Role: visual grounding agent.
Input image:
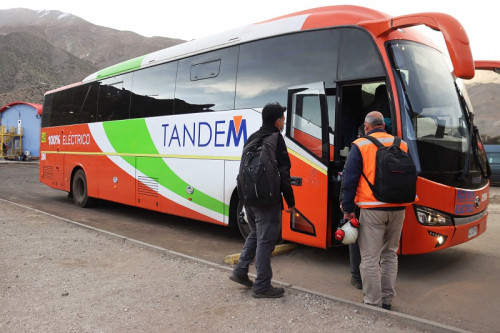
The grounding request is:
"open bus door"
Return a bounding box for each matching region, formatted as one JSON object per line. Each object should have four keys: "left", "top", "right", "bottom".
{"left": 282, "top": 82, "right": 332, "bottom": 248}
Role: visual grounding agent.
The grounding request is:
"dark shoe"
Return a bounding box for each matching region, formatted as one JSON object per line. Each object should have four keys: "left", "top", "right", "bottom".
{"left": 350, "top": 277, "right": 362, "bottom": 290}
{"left": 230, "top": 274, "right": 253, "bottom": 288}
{"left": 252, "top": 286, "right": 285, "bottom": 298}
{"left": 382, "top": 303, "right": 391, "bottom": 310}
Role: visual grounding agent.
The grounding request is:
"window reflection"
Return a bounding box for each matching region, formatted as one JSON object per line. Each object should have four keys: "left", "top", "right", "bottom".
{"left": 130, "top": 62, "right": 177, "bottom": 118}
{"left": 236, "top": 30, "right": 339, "bottom": 108}
{"left": 97, "top": 73, "right": 133, "bottom": 121}
{"left": 175, "top": 47, "right": 238, "bottom": 113}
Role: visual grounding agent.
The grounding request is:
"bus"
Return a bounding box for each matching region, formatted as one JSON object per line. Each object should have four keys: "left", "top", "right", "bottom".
{"left": 40, "top": 5, "right": 493, "bottom": 254}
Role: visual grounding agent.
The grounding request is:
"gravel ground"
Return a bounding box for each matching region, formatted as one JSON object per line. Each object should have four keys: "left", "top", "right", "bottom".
{"left": 0, "top": 199, "right": 452, "bottom": 333}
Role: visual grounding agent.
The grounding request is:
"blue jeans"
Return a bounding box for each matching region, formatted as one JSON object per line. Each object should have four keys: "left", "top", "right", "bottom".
{"left": 233, "top": 203, "right": 281, "bottom": 293}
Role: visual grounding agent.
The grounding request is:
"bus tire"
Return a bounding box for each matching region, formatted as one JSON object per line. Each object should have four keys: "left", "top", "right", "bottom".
{"left": 236, "top": 200, "right": 251, "bottom": 239}
{"left": 72, "top": 169, "right": 96, "bottom": 208}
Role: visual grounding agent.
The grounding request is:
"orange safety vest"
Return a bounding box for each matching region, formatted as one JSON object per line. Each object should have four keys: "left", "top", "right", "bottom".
{"left": 353, "top": 131, "right": 415, "bottom": 209}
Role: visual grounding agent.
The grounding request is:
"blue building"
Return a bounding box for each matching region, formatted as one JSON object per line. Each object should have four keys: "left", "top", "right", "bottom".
{"left": 0, "top": 101, "right": 42, "bottom": 158}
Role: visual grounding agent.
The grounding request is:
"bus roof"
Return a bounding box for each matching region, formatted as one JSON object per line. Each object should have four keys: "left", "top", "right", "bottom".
{"left": 80, "top": 4, "right": 473, "bottom": 83}
{"left": 83, "top": 5, "right": 390, "bottom": 82}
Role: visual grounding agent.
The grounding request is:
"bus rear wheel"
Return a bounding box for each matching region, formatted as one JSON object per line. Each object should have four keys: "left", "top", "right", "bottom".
{"left": 72, "top": 169, "right": 95, "bottom": 208}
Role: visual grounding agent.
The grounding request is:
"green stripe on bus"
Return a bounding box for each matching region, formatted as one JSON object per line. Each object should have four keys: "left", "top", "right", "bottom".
{"left": 102, "top": 119, "right": 228, "bottom": 216}
{"left": 96, "top": 56, "right": 145, "bottom": 79}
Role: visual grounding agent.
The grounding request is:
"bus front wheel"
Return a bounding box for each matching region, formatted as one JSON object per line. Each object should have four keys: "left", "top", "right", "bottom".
{"left": 72, "top": 169, "right": 95, "bottom": 208}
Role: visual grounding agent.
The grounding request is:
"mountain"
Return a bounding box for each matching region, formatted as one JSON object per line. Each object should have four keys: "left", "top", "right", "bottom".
{"left": 464, "top": 71, "right": 500, "bottom": 143}
{"left": 0, "top": 8, "right": 185, "bottom": 68}
{"left": 0, "top": 8, "right": 185, "bottom": 106}
{"left": 0, "top": 31, "right": 97, "bottom": 106}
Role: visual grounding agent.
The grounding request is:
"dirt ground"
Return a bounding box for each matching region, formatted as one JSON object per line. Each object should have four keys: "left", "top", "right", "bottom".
{"left": 0, "top": 198, "right": 440, "bottom": 333}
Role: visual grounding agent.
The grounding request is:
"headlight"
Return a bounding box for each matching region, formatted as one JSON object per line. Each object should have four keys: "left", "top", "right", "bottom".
{"left": 414, "top": 206, "right": 453, "bottom": 226}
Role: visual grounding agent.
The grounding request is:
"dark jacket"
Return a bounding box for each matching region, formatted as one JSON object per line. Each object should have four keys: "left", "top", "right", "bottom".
{"left": 244, "top": 123, "right": 295, "bottom": 208}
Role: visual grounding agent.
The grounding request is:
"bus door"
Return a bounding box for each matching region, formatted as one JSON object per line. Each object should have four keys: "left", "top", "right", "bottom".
{"left": 282, "top": 82, "right": 332, "bottom": 248}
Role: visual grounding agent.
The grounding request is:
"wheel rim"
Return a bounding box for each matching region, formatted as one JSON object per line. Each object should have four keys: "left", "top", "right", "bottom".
{"left": 237, "top": 202, "right": 250, "bottom": 239}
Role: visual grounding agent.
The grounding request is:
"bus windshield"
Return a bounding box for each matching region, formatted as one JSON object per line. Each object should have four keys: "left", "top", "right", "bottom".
{"left": 389, "top": 41, "right": 487, "bottom": 189}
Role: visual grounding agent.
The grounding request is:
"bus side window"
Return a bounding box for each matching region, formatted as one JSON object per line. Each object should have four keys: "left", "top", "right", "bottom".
{"left": 290, "top": 90, "right": 323, "bottom": 159}
{"left": 73, "top": 83, "right": 99, "bottom": 124}
{"left": 174, "top": 46, "right": 238, "bottom": 114}
{"left": 129, "top": 61, "right": 176, "bottom": 119}
{"left": 97, "top": 73, "right": 133, "bottom": 122}
{"left": 327, "top": 94, "right": 336, "bottom": 161}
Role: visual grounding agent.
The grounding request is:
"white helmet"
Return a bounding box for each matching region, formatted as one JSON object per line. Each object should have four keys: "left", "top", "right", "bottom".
{"left": 334, "top": 218, "right": 360, "bottom": 245}
{"left": 340, "top": 222, "right": 359, "bottom": 245}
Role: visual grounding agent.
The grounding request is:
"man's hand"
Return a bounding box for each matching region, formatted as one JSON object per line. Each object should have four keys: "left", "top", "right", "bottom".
{"left": 343, "top": 212, "right": 355, "bottom": 220}
{"left": 285, "top": 206, "right": 295, "bottom": 213}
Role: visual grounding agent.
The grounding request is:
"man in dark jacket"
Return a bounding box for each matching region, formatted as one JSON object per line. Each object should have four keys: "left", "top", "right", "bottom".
{"left": 230, "top": 102, "right": 295, "bottom": 298}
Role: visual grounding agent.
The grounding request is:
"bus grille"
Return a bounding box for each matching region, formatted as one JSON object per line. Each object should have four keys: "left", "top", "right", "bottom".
{"left": 42, "top": 166, "right": 53, "bottom": 179}
{"left": 137, "top": 176, "right": 159, "bottom": 197}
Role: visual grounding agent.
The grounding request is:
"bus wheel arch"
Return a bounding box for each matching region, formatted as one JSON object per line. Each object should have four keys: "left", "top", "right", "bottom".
{"left": 71, "top": 167, "right": 96, "bottom": 208}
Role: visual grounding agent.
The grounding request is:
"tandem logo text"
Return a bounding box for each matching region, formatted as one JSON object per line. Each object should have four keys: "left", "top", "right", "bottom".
{"left": 161, "top": 115, "right": 247, "bottom": 148}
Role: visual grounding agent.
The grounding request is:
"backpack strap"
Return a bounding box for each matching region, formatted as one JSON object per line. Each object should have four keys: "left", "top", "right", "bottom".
{"left": 393, "top": 136, "right": 401, "bottom": 148}
{"left": 362, "top": 135, "right": 384, "bottom": 148}
{"left": 361, "top": 171, "right": 376, "bottom": 191}
{"left": 363, "top": 134, "right": 401, "bottom": 148}
{"left": 360, "top": 135, "right": 402, "bottom": 190}
{"left": 261, "top": 132, "right": 280, "bottom": 149}
{"left": 360, "top": 135, "right": 383, "bottom": 190}
{"left": 253, "top": 133, "right": 273, "bottom": 148}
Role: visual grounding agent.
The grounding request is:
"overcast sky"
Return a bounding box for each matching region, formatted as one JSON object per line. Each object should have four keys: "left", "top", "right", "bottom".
{"left": 0, "top": 0, "right": 498, "bottom": 61}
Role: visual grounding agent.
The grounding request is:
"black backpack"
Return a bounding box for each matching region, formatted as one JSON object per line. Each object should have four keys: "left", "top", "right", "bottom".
{"left": 361, "top": 135, "right": 417, "bottom": 204}
{"left": 237, "top": 133, "right": 281, "bottom": 206}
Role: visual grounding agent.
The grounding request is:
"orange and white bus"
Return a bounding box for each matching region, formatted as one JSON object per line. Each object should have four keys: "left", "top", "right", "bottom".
{"left": 40, "top": 5, "right": 494, "bottom": 254}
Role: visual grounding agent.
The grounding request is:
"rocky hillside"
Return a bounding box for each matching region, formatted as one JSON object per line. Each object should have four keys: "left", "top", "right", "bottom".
{"left": 0, "top": 8, "right": 185, "bottom": 68}
{"left": 0, "top": 8, "right": 185, "bottom": 106}
{"left": 0, "top": 31, "right": 97, "bottom": 105}
{"left": 464, "top": 71, "right": 500, "bottom": 143}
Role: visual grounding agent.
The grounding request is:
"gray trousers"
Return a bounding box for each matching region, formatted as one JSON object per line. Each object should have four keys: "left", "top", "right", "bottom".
{"left": 358, "top": 208, "right": 405, "bottom": 306}
{"left": 233, "top": 203, "right": 281, "bottom": 293}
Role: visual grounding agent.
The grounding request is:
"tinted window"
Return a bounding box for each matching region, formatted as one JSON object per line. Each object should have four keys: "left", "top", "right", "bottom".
{"left": 130, "top": 61, "right": 177, "bottom": 118}
{"left": 175, "top": 47, "right": 238, "bottom": 114}
{"left": 487, "top": 152, "right": 500, "bottom": 164}
{"left": 72, "top": 82, "right": 99, "bottom": 124}
{"left": 338, "top": 28, "right": 385, "bottom": 80}
{"left": 41, "top": 93, "right": 54, "bottom": 127}
{"left": 236, "top": 29, "right": 339, "bottom": 108}
{"left": 97, "top": 73, "right": 133, "bottom": 122}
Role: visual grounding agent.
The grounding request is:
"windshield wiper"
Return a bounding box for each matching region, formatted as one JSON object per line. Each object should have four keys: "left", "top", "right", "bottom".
{"left": 455, "top": 83, "right": 487, "bottom": 181}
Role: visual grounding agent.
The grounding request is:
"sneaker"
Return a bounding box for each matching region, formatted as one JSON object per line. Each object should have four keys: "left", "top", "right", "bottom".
{"left": 382, "top": 303, "right": 391, "bottom": 310}
{"left": 350, "top": 277, "right": 362, "bottom": 290}
{"left": 229, "top": 273, "right": 253, "bottom": 288}
{"left": 252, "top": 286, "right": 285, "bottom": 298}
